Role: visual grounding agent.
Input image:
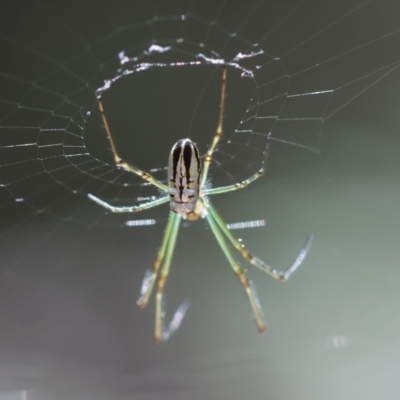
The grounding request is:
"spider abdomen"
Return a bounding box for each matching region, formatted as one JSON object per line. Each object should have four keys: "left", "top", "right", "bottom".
{"left": 168, "top": 138, "right": 201, "bottom": 215}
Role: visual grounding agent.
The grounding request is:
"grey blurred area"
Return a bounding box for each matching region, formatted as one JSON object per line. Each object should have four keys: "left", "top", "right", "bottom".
{"left": 0, "top": 392, "right": 26, "bottom": 400}
{"left": 1, "top": 0, "right": 400, "bottom": 399}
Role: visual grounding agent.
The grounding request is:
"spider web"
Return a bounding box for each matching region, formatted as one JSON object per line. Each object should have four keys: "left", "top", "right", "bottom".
{"left": 1, "top": 0, "right": 399, "bottom": 233}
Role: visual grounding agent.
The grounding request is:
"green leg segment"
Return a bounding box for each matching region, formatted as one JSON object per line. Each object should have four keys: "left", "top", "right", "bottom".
{"left": 208, "top": 204, "right": 312, "bottom": 281}
{"left": 137, "top": 209, "right": 177, "bottom": 308}
{"left": 205, "top": 210, "right": 266, "bottom": 333}
{"left": 155, "top": 211, "right": 182, "bottom": 343}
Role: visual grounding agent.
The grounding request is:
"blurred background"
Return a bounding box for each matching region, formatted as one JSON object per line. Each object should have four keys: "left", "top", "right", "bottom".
{"left": 0, "top": 0, "right": 400, "bottom": 399}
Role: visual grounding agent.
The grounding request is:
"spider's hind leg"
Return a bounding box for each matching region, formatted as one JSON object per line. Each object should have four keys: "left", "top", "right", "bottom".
{"left": 205, "top": 210, "right": 266, "bottom": 333}
{"left": 137, "top": 211, "right": 188, "bottom": 344}
{"left": 137, "top": 210, "right": 177, "bottom": 309}
{"left": 154, "top": 212, "right": 182, "bottom": 343}
{"left": 208, "top": 204, "right": 313, "bottom": 281}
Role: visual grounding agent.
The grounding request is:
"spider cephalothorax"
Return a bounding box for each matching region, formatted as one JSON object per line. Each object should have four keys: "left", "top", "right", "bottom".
{"left": 168, "top": 138, "right": 201, "bottom": 216}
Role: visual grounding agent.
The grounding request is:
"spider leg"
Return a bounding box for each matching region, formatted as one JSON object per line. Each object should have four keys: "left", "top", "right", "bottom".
{"left": 87, "top": 193, "right": 169, "bottom": 213}
{"left": 137, "top": 210, "right": 177, "bottom": 308}
{"left": 200, "top": 65, "right": 227, "bottom": 188}
{"left": 208, "top": 204, "right": 313, "bottom": 281}
{"left": 204, "top": 168, "right": 264, "bottom": 196}
{"left": 97, "top": 97, "right": 168, "bottom": 191}
{"left": 204, "top": 134, "right": 270, "bottom": 196}
{"left": 161, "top": 299, "right": 190, "bottom": 342}
{"left": 205, "top": 210, "right": 266, "bottom": 333}
{"left": 155, "top": 211, "right": 182, "bottom": 343}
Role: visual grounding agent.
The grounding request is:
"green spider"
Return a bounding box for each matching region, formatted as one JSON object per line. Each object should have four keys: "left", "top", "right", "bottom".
{"left": 88, "top": 66, "right": 312, "bottom": 343}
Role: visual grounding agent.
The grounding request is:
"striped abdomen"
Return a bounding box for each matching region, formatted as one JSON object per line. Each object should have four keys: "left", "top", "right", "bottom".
{"left": 167, "top": 138, "right": 201, "bottom": 215}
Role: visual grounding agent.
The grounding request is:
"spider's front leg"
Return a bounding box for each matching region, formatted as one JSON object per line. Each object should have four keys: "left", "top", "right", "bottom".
{"left": 97, "top": 96, "right": 168, "bottom": 192}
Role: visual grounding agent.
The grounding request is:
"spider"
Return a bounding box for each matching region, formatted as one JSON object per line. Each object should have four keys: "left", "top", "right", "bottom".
{"left": 88, "top": 66, "right": 313, "bottom": 343}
